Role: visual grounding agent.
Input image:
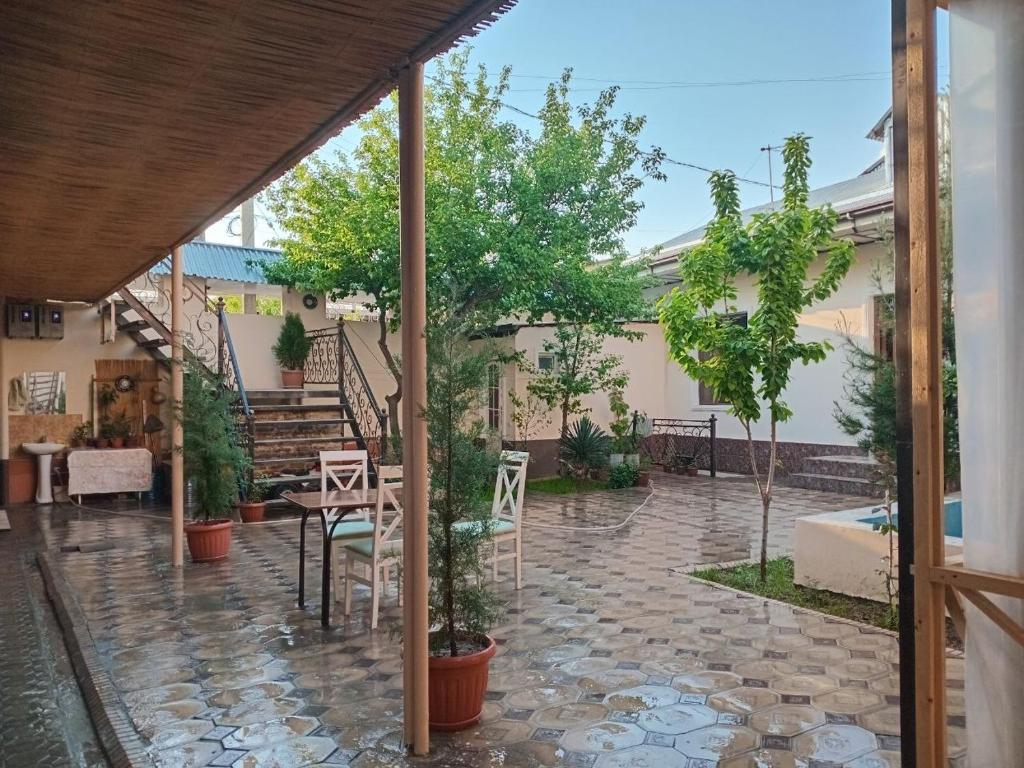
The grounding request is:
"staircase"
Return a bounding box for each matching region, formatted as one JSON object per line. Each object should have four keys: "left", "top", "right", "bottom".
{"left": 101, "top": 278, "right": 387, "bottom": 506}
{"left": 786, "top": 453, "right": 883, "bottom": 497}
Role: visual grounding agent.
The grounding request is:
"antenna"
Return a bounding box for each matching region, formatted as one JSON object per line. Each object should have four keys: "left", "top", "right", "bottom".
{"left": 760, "top": 145, "right": 782, "bottom": 204}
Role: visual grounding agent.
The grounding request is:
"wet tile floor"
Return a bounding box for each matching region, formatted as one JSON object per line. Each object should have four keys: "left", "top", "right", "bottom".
{"left": 23, "top": 473, "right": 966, "bottom": 767}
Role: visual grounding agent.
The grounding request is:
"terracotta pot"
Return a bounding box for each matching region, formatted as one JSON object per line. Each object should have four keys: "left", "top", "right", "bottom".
{"left": 184, "top": 519, "right": 233, "bottom": 562}
{"left": 428, "top": 635, "right": 496, "bottom": 731}
{"left": 686, "top": 466, "right": 699, "bottom": 477}
{"left": 237, "top": 501, "right": 266, "bottom": 524}
{"left": 126, "top": 435, "right": 143, "bottom": 448}
{"left": 635, "top": 471, "right": 651, "bottom": 487}
{"left": 110, "top": 437, "right": 126, "bottom": 449}
{"left": 280, "top": 368, "right": 304, "bottom": 389}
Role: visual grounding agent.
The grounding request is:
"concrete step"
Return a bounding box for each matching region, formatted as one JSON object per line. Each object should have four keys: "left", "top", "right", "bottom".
{"left": 253, "top": 418, "right": 353, "bottom": 431}
{"left": 786, "top": 472, "right": 879, "bottom": 497}
{"left": 247, "top": 388, "right": 342, "bottom": 400}
{"left": 801, "top": 454, "right": 881, "bottom": 480}
{"left": 248, "top": 404, "right": 343, "bottom": 420}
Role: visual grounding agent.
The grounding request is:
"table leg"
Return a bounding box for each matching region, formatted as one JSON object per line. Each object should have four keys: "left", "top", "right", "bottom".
{"left": 298, "top": 510, "right": 309, "bottom": 608}
{"left": 321, "top": 512, "right": 331, "bottom": 627}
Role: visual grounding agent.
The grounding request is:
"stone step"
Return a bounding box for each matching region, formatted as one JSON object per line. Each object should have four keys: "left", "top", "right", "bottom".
{"left": 247, "top": 388, "right": 342, "bottom": 400}
{"left": 253, "top": 418, "right": 353, "bottom": 431}
{"left": 248, "top": 404, "right": 343, "bottom": 421}
{"left": 801, "top": 454, "right": 882, "bottom": 480}
{"left": 786, "top": 472, "right": 879, "bottom": 497}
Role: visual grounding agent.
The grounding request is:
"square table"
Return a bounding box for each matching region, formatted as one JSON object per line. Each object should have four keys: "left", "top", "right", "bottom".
{"left": 282, "top": 488, "right": 387, "bottom": 626}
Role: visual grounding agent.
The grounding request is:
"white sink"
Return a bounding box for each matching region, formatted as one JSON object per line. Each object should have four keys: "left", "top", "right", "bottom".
{"left": 22, "top": 442, "right": 65, "bottom": 456}
{"left": 21, "top": 442, "right": 65, "bottom": 503}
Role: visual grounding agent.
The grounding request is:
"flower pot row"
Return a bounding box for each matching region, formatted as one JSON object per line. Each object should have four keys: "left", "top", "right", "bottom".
{"left": 70, "top": 436, "right": 145, "bottom": 449}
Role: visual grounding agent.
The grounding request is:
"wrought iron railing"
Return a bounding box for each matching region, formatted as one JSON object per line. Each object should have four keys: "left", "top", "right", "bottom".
{"left": 305, "top": 324, "right": 389, "bottom": 470}
{"left": 215, "top": 301, "right": 254, "bottom": 473}
{"left": 640, "top": 416, "right": 717, "bottom": 477}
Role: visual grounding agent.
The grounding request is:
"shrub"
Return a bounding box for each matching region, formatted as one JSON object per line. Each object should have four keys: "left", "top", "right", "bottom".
{"left": 272, "top": 312, "right": 311, "bottom": 370}
{"left": 608, "top": 462, "right": 638, "bottom": 489}
{"left": 560, "top": 416, "right": 610, "bottom": 479}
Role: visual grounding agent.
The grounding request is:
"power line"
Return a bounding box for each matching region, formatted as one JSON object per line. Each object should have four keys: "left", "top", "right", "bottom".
{"left": 440, "top": 79, "right": 779, "bottom": 190}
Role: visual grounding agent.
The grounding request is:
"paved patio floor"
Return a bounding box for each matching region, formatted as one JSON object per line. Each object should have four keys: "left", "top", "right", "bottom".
{"left": 15, "top": 473, "right": 966, "bottom": 767}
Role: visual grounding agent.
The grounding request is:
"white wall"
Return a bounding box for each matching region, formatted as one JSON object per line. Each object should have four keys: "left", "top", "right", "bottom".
{"left": 646, "top": 241, "right": 889, "bottom": 447}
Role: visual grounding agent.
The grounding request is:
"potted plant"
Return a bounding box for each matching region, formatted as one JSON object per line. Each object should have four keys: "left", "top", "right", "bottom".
{"left": 71, "top": 422, "right": 92, "bottom": 448}
{"left": 636, "top": 455, "right": 652, "bottom": 487}
{"left": 425, "top": 319, "right": 502, "bottom": 731}
{"left": 559, "top": 416, "right": 610, "bottom": 479}
{"left": 608, "top": 462, "right": 638, "bottom": 489}
{"left": 109, "top": 414, "right": 132, "bottom": 448}
{"left": 238, "top": 472, "right": 268, "bottom": 523}
{"left": 681, "top": 455, "right": 699, "bottom": 477}
{"left": 607, "top": 390, "right": 630, "bottom": 467}
{"left": 272, "top": 312, "right": 311, "bottom": 389}
{"left": 97, "top": 419, "right": 114, "bottom": 448}
{"left": 181, "top": 363, "right": 247, "bottom": 562}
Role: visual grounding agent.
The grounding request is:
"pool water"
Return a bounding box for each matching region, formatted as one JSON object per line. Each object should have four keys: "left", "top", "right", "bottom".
{"left": 858, "top": 498, "right": 963, "bottom": 539}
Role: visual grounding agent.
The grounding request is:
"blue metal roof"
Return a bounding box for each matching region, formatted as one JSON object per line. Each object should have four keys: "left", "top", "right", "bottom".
{"left": 151, "top": 241, "right": 283, "bottom": 285}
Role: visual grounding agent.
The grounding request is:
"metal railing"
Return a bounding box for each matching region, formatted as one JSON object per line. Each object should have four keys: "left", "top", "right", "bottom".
{"left": 640, "top": 416, "right": 717, "bottom": 477}
{"left": 305, "top": 323, "right": 389, "bottom": 471}
{"left": 215, "top": 301, "right": 254, "bottom": 478}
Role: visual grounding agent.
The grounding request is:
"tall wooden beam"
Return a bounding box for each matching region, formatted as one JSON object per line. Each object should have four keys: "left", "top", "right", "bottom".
{"left": 170, "top": 245, "right": 185, "bottom": 568}
{"left": 894, "top": 0, "right": 945, "bottom": 765}
{"left": 399, "top": 61, "right": 430, "bottom": 757}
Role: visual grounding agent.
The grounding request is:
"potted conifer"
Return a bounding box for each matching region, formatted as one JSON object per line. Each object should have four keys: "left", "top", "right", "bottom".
{"left": 181, "top": 363, "right": 247, "bottom": 562}
{"left": 273, "top": 312, "right": 311, "bottom": 389}
{"left": 425, "top": 319, "right": 502, "bottom": 731}
{"left": 238, "top": 472, "right": 268, "bottom": 523}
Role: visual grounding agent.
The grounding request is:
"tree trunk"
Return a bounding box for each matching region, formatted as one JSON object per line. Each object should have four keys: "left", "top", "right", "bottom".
{"left": 377, "top": 315, "right": 402, "bottom": 445}
{"left": 759, "top": 493, "right": 771, "bottom": 583}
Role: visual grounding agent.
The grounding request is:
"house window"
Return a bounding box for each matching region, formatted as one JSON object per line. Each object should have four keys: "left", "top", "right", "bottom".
{"left": 537, "top": 352, "right": 557, "bottom": 373}
{"left": 873, "top": 294, "right": 895, "bottom": 362}
{"left": 487, "top": 363, "right": 502, "bottom": 431}
{"left": 698, "top": 311, "right": 748, "bottom": 406}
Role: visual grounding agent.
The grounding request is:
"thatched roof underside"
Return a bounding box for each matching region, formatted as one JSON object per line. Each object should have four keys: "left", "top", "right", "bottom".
{"left": 0, "top": 0, "right": 516, "bottom": 302}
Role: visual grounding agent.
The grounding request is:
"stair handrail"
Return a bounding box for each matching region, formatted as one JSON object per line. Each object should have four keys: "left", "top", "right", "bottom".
{"left": 339, "top": 325, "right": 385, "bottom": 424}
{"left": 216, "top": 301, "right": 251, "bottom": 418}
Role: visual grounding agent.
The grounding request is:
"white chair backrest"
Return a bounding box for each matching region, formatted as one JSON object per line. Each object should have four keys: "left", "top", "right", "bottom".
{"left": 492, "top": 450, "right": 529, "bottom": 525}
{"left": 373, "top": 465, "right": 404, "bottom": 555}
{"left": 320, "top": 450, "right": 368, "bottom": 519}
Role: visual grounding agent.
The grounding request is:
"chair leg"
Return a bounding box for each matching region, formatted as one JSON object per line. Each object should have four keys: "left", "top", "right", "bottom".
{"left": 344, "top": 553, "right": 354, "bottom": 617}
{"left": 515, "top": 532, "right": 523, "bottom": 590}
{"left": 370, "top": 560, "right": 381, "bottom": 630}
{"left": 331, "top": 542, "right": 342, "bottom": 603}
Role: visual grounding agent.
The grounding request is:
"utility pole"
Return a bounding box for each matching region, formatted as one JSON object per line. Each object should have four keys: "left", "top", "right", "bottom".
{"left": 760, "top": 144, "right": 781, "bottom": 204}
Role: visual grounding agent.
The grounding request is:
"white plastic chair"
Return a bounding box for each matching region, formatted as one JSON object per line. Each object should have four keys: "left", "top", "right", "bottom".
{"left": 454, "top": 450, "right": 529, "bottom": 589}
{"left": 341, "top": 465, "right": 403, "bottom": 630}
{"left": 320, "top": 450, "right": 372, "bottom": 599}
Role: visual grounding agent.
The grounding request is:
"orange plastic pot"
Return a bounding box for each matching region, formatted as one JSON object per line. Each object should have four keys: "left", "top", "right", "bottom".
{"left": 237, "top": 502, "right": 266, "bottom": 524}
{"left": 428, "top": 635, "right": 496, "bottom": 731}
{"left": 280, "top": 369, "right": 304, "bottom": 389}
{"left": 184, "top": 519, "right": 233, "bottom": 562}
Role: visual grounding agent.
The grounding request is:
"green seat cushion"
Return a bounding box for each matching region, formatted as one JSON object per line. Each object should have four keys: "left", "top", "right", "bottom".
{"left": 328, "top": 520, "right": 374, "bottom": 540}
{"left": 452, "top": 519, "right": 516, "bottom": 536}
{"left": 343, "top": 537, "right": 401, "bottom": 558}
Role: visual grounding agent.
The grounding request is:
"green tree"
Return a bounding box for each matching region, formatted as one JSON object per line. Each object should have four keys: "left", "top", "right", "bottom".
{"left": 659, "top": 135, "right": 855, "bottom": 582}
{"left": 262, "top": 51, "right": 662, "bottom": 438}
{"left": 526, "top": 254, "right": 653, "bottom": 439}
{"left": 426, "top": 314, "right": 502, "bottom": 657}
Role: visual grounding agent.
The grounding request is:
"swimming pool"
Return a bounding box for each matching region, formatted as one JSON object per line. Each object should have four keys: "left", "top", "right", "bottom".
{"left": 857, "top": 498, "right": 963, "bottom": 539}
{"left": 794, "top": 496, "right": 963, "bottom": 601}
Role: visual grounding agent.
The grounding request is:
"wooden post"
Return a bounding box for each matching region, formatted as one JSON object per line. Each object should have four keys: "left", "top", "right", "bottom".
{"left": 894, "top": 0, "right": 945, "bottom": 764}
{"left": 399, "top": 61, "right": 430, "bottom": 756}
{"left": 171, "top": 245, "right": 185, "bottom": 568}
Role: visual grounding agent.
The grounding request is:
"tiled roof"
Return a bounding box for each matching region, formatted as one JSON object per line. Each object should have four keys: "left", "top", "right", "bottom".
{"left": 151, "top": 241, "right": 282, "bottom": 285}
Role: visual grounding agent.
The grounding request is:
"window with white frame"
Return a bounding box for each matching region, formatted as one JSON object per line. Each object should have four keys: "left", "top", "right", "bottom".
{"left": 537, "top": 352, "right": 557, "bottom": 373}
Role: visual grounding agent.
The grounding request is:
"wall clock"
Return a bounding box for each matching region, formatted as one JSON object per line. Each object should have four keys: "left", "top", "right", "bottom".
{"left": 114, "top": 374, "right": 136, "bottom": 393}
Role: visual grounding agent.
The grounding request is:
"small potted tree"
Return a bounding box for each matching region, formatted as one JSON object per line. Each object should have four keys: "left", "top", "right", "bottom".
{"left": 425, "top": 319, "right": 502, "bottom": 732}
{"left": 238, "top": 471, "right": 268, "bottom": 523}
{"left": 607, "top": 390, "right": 630, "bottom": 467}
{"left": 71, "top": 422, "right": 92, "bottom": 449}
{"left": 273, "top": 312, "right": 311, "bottom": 389}
{"left": 181, "top": 363, "right": 247, "bottom": 562}
{"left": 109, "top": 414, "right": 132, "bottom": 448}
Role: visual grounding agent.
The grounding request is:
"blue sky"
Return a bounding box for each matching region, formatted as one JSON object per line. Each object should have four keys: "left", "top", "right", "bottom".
{"left": 210, "top": 1, "right": 949, "bottom": 254}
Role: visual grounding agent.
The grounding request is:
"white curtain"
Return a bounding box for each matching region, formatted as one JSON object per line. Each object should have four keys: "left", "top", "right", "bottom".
{"left": 950, "top": 1, "right": 1024, "bottom": 765}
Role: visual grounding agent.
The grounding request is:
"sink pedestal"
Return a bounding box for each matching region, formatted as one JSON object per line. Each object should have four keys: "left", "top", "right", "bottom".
{"left": 35, "top": 453, "right": 56, "bottom": 504}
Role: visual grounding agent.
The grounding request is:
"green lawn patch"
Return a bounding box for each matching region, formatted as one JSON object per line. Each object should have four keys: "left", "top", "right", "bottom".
{"left": 691, "top": 557, "right": 899, "bottom": 632}
{"left": 526, "top": 476, "right": 608, "bottom": 495}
